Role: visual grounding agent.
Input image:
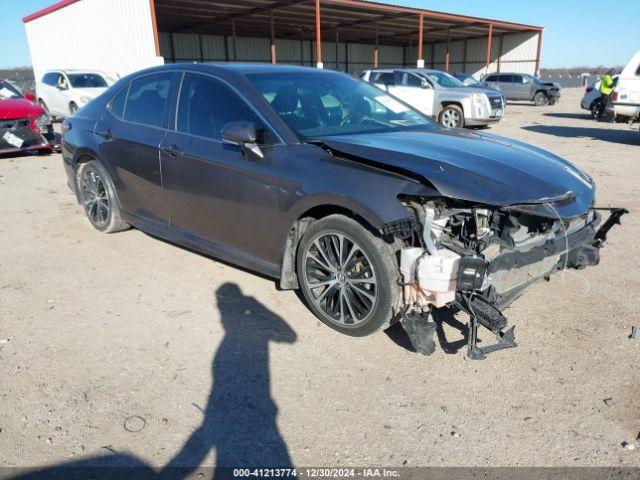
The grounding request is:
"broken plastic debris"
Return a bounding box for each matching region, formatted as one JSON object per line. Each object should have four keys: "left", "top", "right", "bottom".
{"left": 621, "top": 441, "right": 636, "bottom": 450}
{"left": 630, "top": 326, "right": 637, "bottom": 339}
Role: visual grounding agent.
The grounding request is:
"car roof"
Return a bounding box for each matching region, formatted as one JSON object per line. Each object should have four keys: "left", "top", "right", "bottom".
{"left": 45, "top": 69, "right": 109, "bottom": 75}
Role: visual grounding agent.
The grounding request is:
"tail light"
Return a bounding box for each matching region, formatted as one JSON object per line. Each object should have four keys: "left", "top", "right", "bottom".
{"left": 611, "top": 92, "right": 618, "bottom": 101}
{"left": 585, "top": 86, "right": 593, "bottom": 93}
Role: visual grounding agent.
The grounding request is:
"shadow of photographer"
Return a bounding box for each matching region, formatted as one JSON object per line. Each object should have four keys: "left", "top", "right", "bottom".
{"left": 10, "top": 282, "right": 297, "bottom": 480}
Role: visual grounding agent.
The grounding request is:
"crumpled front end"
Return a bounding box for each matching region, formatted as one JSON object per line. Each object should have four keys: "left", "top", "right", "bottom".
{"left": 0, "top": 114, "right": 56, "bottom": 155}
{"left": 396, "top": 196, "right": 627, "bottom": 359}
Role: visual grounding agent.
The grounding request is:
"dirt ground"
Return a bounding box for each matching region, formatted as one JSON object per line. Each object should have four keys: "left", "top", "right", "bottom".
{"left": 0, "top": 88, "right": 639, "bottom": 473}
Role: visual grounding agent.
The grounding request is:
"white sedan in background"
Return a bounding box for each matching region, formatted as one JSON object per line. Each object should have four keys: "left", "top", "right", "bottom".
{"left": 36, "top": 70, "right": 116, "bottom": 118}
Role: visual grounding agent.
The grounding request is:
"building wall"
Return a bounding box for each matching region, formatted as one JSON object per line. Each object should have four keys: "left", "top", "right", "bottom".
{"left": 25, "top": 0, "right": 163, "bottom": 82}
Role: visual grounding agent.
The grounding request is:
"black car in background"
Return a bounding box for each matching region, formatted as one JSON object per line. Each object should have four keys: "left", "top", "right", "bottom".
{"left": 61, "top": 64, "right": 624, "bottom": 355}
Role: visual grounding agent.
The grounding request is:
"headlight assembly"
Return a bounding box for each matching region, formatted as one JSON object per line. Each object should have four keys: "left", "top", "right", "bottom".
{"left": 80, "top": 95, "right": 91, "bottom": 104}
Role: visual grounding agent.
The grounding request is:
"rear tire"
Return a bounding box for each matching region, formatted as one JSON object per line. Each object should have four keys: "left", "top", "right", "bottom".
{"left": 438, "top": 105, "right": 465, "bottom": 128}
{"left": 533, "top": 91, "right": 549, "bottom": 106}
{"left": 296, "top": 214, "right": 400, "bottom": 337}
{"left": 77, "top": 160, "right": 130, "bottom": 233}
{"left": 590, "top": 100, "right": 602, "bottom": 119}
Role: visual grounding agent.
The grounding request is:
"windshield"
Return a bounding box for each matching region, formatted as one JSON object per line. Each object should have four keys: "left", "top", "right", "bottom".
{"left": 524, "top": 74, "right": 542, "bottom": 85}
{"left": 68, "top": 73, "right": 108, "bottom": 88}
{"left": 248, "top": 71, "right": 435, "bottom": 138}
{"left": 458, "top": 75, "right": 482, "bottom": 87}
{"left": 0, "top": 81, "right": 22, "bottom": 99}
{"left": 418, "top": 71, "right": 465, "bottom": 88}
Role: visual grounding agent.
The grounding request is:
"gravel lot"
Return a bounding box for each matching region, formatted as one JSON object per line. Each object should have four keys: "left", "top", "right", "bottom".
{"left": 0, "top": 88, "right": 638, "bottom": 473}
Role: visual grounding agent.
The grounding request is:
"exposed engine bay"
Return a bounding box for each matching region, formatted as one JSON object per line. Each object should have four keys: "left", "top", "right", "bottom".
{"left": 395, "top": 196, "right": 628, "bottom": 359}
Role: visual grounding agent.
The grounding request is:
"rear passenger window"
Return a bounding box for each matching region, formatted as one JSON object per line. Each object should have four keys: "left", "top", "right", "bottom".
{"left": 124, "top": 73, "right": 172, "bottom": 127}
{"left": 177, "top": 73, "right": 277, "bottom": 145}
{"left": 404, "top": 74, "right": 423, "bottom": 87}
{"left": 42, "top": 73, "right": 58, "bottom": 86}
{"left": 372, "top": 72, "right": 395, "bottom": 85}
{"left": 485, "top": 75, "right": 497, "bottom": 82}
{"left": 500, "top": 75, "right": 514, "bottom": 83}
{"left": 108, "top": 86, "right": 128, "bottom": 118}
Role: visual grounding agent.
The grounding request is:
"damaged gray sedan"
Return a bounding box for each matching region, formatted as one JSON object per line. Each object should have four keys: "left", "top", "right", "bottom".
{"left": 62, "top": 64, "right": 627, "bottom": 359}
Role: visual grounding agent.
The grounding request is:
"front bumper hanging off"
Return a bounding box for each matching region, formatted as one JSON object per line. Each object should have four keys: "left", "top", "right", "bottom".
{"left": 401, "top": 207, "right": 628, "bottom": 360}
{"left": 458, "top": 207, "right": 628, "bottom": 360}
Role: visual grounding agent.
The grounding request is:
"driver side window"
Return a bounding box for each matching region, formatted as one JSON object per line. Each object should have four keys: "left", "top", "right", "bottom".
{"left": 177, "top": 73, "right": 278, "bottom": 145}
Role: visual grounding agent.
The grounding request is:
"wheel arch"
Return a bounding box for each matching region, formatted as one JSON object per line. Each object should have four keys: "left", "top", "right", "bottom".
{"left": 278, "top": 201, "right": 393, "bottom": 290}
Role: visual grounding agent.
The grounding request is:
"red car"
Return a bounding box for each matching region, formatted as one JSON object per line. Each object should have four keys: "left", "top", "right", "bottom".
{"left": 1, "top": 79, "right": 57, "bottom": 156}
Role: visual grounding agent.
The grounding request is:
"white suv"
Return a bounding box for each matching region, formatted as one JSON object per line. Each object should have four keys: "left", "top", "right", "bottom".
{"left": 612, "top": 51, "right": 640, "bottom": 120}
{"left": 36, "top": 70, "right": 115, "bottom": 118}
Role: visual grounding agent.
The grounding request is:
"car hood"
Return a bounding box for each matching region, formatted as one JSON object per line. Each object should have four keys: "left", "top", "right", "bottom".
{"left": 315, "top": 129, "right": 595, "bottom": 218}
{"left": 0, "top": 97, "right": 43, "bottom": 120}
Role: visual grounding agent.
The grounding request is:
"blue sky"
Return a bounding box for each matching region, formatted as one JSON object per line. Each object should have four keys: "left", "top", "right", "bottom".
{"left": 2, "top": 0, "right": 639, "bottom": 69}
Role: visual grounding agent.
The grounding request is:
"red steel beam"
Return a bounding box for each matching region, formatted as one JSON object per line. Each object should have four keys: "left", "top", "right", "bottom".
{"left": 445, "top": 28, "right": 450, "bottom": 72}
{"left": 315, "top": 0, "right": 323, "bottom": 67}
{"left": 485, "top": 22, "right": 493, "bottom": 71}
{"left": 374, "top": 22, "right": 379, "bottom": 67}
{"left": 417, "top": 13, "right": 424, "bottom": 67}
{"left": 535, "top": 29, "right": 544, "bottom": 75}
{"left": 270, "top": 11, "right": 276, "bottom": 63}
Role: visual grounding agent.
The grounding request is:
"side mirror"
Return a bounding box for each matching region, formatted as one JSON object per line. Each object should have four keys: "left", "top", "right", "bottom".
{"left": 421, "top": 79, "right": 430, "bottom": 89}
{"left": 220, "top": 121, "right": 264, "bottom": 159}
{"left": 25, "top": 92, "right": 36, "bottom": 102}
{"left": 57, "top": 84, "right": 68, "bottom": 91}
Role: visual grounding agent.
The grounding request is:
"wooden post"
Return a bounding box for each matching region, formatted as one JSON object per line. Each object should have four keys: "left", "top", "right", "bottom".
{"left": 315, "top": 0, "right": 323, "bottom": 68}
{"left": 374, "top": 22, "right": 379, "bottom": 68}
{"left": 417, "top": 13, "right": 424, "bottom": 68}
{"left": 270, "top": 11, "right": 276, "bottom": 64}
{"left": 485, "top": 23, "right": 493, "bottom": 73}
{"left": 445, "top": 29, "right": 450, "bottom": 72}
{"left": 535, "top": 29, "right": 544, "bottom": 76}
{"left": 231, "top": 20, "right": 237, "bottom": 61}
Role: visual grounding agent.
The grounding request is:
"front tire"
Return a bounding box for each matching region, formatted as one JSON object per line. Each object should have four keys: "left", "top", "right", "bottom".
{"left": 533, "top": 91, "right": 549, "bottom": 106}
{"left": 438, "top": 105, "right": 464, "bottom": 128}
{"left": 296, "top": 215, "right": 400, "bottom": 337}
{"left": 69, "top": 102, "right": 78, "bottom": 115}
{"left": 77, "top": 160, "right": 130, "bottom": 233}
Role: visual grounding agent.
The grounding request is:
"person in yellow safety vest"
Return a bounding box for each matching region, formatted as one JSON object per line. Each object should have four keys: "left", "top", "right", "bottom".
{"left": 598, "top": 68, "right": 616, "bottom": 120}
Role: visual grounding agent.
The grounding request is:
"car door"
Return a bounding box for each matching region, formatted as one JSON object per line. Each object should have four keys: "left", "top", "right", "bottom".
{"left": 94, "top": 71, "right": 178, "bottom": 227}
{"left": 498, "top": 75, "right": 517, "bottom": 99}
{"left": 385, "top": 71, "right": 434, "bottom": 116}
{"left": 510, "top": 75, "right": 527, "bottom": 100}
{"left": 50, "top": 73, "right": 72, "bottom": 115}
{"left": 160, "top": 72, "right": 285, "bottom": 265}
{"left": 38, "top": 72, "right": 57, "bottom": 113}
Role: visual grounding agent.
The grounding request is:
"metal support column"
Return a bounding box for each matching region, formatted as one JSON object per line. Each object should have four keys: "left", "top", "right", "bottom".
{"left": 535, "top": 29, "right": 544, "bottom": 76}
{"left": 315, "top": 0, "right": 323, "bottom": 68}
{"left": 485, "top": 22, "right": 493, "bottom": 73}
{"left": 270, "top": 11, "right": 276, "bottom": 64}
{"left": 374, "top": 22, "right": 379, "bottom": 68}
{"left": 417, "top": 13, "right": 424, "bottom": 68}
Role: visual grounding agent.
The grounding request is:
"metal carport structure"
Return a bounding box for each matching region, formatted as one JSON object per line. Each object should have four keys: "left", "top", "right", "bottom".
{"left": 153, "top": 0, "right": 544, "bottom": 76}
{"left": 24, "top": 0, "right": 543, "bottom": 80}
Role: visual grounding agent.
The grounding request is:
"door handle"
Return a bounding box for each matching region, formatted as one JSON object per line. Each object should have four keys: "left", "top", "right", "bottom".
{"left": 95, "top": 129, "right": 113, "bottom": 140}
{"left": 160, "top": 144, "right": 184, "bottom": 157}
